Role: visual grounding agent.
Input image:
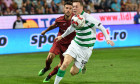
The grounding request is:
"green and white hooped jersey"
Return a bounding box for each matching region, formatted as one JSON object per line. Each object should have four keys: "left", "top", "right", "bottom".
{"left": 62, "top": 11, "right": 110, "bottom": 49}
{"left": 74, "top": 11, "right": 97, "bottom": 48}
{"left": 74, "top": 20, "right": 96, "bottom": 48}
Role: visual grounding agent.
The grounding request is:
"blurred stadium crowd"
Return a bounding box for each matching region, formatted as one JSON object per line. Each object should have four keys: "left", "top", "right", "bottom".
{"left": 0, "top": 0, "right": 140, "bottom": 16}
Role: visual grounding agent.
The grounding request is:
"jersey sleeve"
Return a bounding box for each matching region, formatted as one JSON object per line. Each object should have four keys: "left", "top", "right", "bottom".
{"left": 61, "top": 25, "right": 75, "bottom": 38}
{"left": 87, "top": 15, "right": 110, "bottom": 40}
{"left": 21, "top": 19, "right": 26, "bottom": 23}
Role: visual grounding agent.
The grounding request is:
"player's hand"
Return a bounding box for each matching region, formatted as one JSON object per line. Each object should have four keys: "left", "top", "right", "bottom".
{"left": 107, "top": 40, "right": 115, "bottom": 46}
{"left": 55, "top": 36, "right": 62, "bottom": 42}
{"left": 41, "top": 31, "right": 46, "bottom": 35}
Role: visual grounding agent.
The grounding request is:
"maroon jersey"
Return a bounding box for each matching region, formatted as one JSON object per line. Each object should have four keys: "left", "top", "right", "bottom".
{"left": 55, "top": 15, "right": 76, "bottom": 45}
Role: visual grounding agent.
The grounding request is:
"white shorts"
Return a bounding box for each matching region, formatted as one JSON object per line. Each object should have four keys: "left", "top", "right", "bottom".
{"left": 63, "top": 40, "right": 92, "bottom": 69}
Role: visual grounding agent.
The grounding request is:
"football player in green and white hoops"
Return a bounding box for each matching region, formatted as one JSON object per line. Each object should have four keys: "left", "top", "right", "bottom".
{"left": 54, "top": 0, "right": 115, "bottom": 84}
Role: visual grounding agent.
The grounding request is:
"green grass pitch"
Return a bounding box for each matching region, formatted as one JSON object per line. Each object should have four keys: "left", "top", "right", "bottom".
{"left": 0, "top": 47, "right": 140, "bottom": 84}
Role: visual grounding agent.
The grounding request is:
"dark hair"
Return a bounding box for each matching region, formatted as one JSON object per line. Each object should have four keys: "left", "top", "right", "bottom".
{"left": 72, "top": 0, "right": 83, "bottom": 6}
{"left": 64, "top": 1, "right": 72, "bottom": 6}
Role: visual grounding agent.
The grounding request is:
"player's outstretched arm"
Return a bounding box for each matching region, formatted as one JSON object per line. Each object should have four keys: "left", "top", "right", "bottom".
{"left": 61, "top": 25, "right": 75, "bottom": 38}
{"left": 87, "top": 15, "right": 115, "bottom": 47}
{"left": 55, "top": 25, "right": 75, "bottom": 42}
{"left": 55, "top": 36, "right": 62, "bottom": 42}
{"left": 41, "top": 24, "right": 57, "bottom": 35}
{"left": 107, "top": 40, "right": 115, "bottom": 46}
{"left": 97, "top": 25, "right": 115, "bottom": 46}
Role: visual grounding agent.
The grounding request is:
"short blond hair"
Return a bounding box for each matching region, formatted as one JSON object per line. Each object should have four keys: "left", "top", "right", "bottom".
{"left": 72, "top": 0, "right": 83, "bottom": 6}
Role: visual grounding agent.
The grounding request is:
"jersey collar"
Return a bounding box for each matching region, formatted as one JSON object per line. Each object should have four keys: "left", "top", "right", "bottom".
{"left": 81, "top": 11, "right": 84, "bottom": 15}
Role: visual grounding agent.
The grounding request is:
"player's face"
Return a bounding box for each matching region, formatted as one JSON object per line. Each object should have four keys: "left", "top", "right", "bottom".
{"left": 137, "top": 9, "right": 140, "bottom": 14}
{"left": 73, "top": 2, "right": 83, "bottom": 15}
{"left": 64, "top": 5, "right": 73, "bottom": 17}
{"left": 17, "top": 17, "right": 20, "bottom": 20}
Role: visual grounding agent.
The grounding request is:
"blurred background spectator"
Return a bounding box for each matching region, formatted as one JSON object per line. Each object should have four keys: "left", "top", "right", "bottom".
{"left": 4, "top": 0, "right": 12, "bottom": 8}
{"left": 58, "top": 0, "right": 64, "bottom": 13}
{"left": 0, "top": 0, "right": 140, "bottom": 16}
{"left": 120, "top": 0, "right": 126, "bottom": 11}
{"left": 24, "top": 0, "right": 32, "bottom": 14}
{"left": 36, "top": 0, "right": 44, "bottom": 14}
{"left": 86, "top": 9, "right": 91, "bottom": 14}
{"left": 4, "top": 7, "right": 13, "bottom": 15}
{"left": 134, "top": 8, "right": 140, "bottom": 24}
{"left": 13, "top": 14, "right": 26, "bottom": 29}
{"left": 111, "top": 0, "right": 121, "bottom": 12}
{"left": 20, "top": 7, "right": 28, "bottom": 14}
{"left": 90, "top": 0, "right": 101, "bottom": 12}
{"left": 0, "top": 0, "right": 7, "bottom": 15}
{"left": 15, "top": 0, "right": 23, "bottom": 8}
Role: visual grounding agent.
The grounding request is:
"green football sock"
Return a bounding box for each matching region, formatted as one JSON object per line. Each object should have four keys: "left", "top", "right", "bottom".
{"left": 54, "top": 68, "right": 66, "bottom": 84}
{"left": 57, "top": 68, "right": 66, "bottom": 77}
{"left": 77, "top": 68, "right": 82, "bottom": 74}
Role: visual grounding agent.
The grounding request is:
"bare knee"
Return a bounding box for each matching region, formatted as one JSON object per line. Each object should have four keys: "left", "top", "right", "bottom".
{"left": 46, "top": 53, "right": 55, "bottom": 61}
{"left": 60, "top": 55, "right": 74, "bottom": 70}
{"left": 70, "top": 70, "right": 77, "bottom": 76}
{"left": 70, "top": 64, "right": 79, "bottom": 76}
{"left": 61, "top": 62, "right": 69, "bottom": 70}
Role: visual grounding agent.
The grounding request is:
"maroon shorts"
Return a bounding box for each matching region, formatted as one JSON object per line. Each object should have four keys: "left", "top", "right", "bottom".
{"left": 49, "top": 41, "right": 69, "bottom": 64}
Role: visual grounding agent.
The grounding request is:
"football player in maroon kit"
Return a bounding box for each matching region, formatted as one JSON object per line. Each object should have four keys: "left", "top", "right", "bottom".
{"left": 38, "top": 1, "right": 75, "bottom": 82}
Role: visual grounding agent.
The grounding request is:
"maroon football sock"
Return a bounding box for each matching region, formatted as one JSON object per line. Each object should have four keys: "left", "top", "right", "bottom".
{"left": 45, "top": 59, "right": 52, "bottom": 70}
{"left": 48, "top": 65, "right": 59, "bottom": 76}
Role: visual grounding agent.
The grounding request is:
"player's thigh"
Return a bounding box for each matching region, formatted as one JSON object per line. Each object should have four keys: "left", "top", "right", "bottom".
{"left": 49, "top": 42, "right": 61, "bottom": 55}
{"left": 63, "top": 54, "right": 74, "bottom": 64}
{"left": 70, "top": 64, "right": 79, "bottom": 75}
{"left": 60, "top": 54, "right": 74, "bottom": 70}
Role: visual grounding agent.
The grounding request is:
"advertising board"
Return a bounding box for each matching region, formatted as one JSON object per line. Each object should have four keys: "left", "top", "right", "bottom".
{"left": 0, "top": 24, "right": 139, "bottom": 54}
{"left": 0, "top": 12, "right": 136, "bottom": 29}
